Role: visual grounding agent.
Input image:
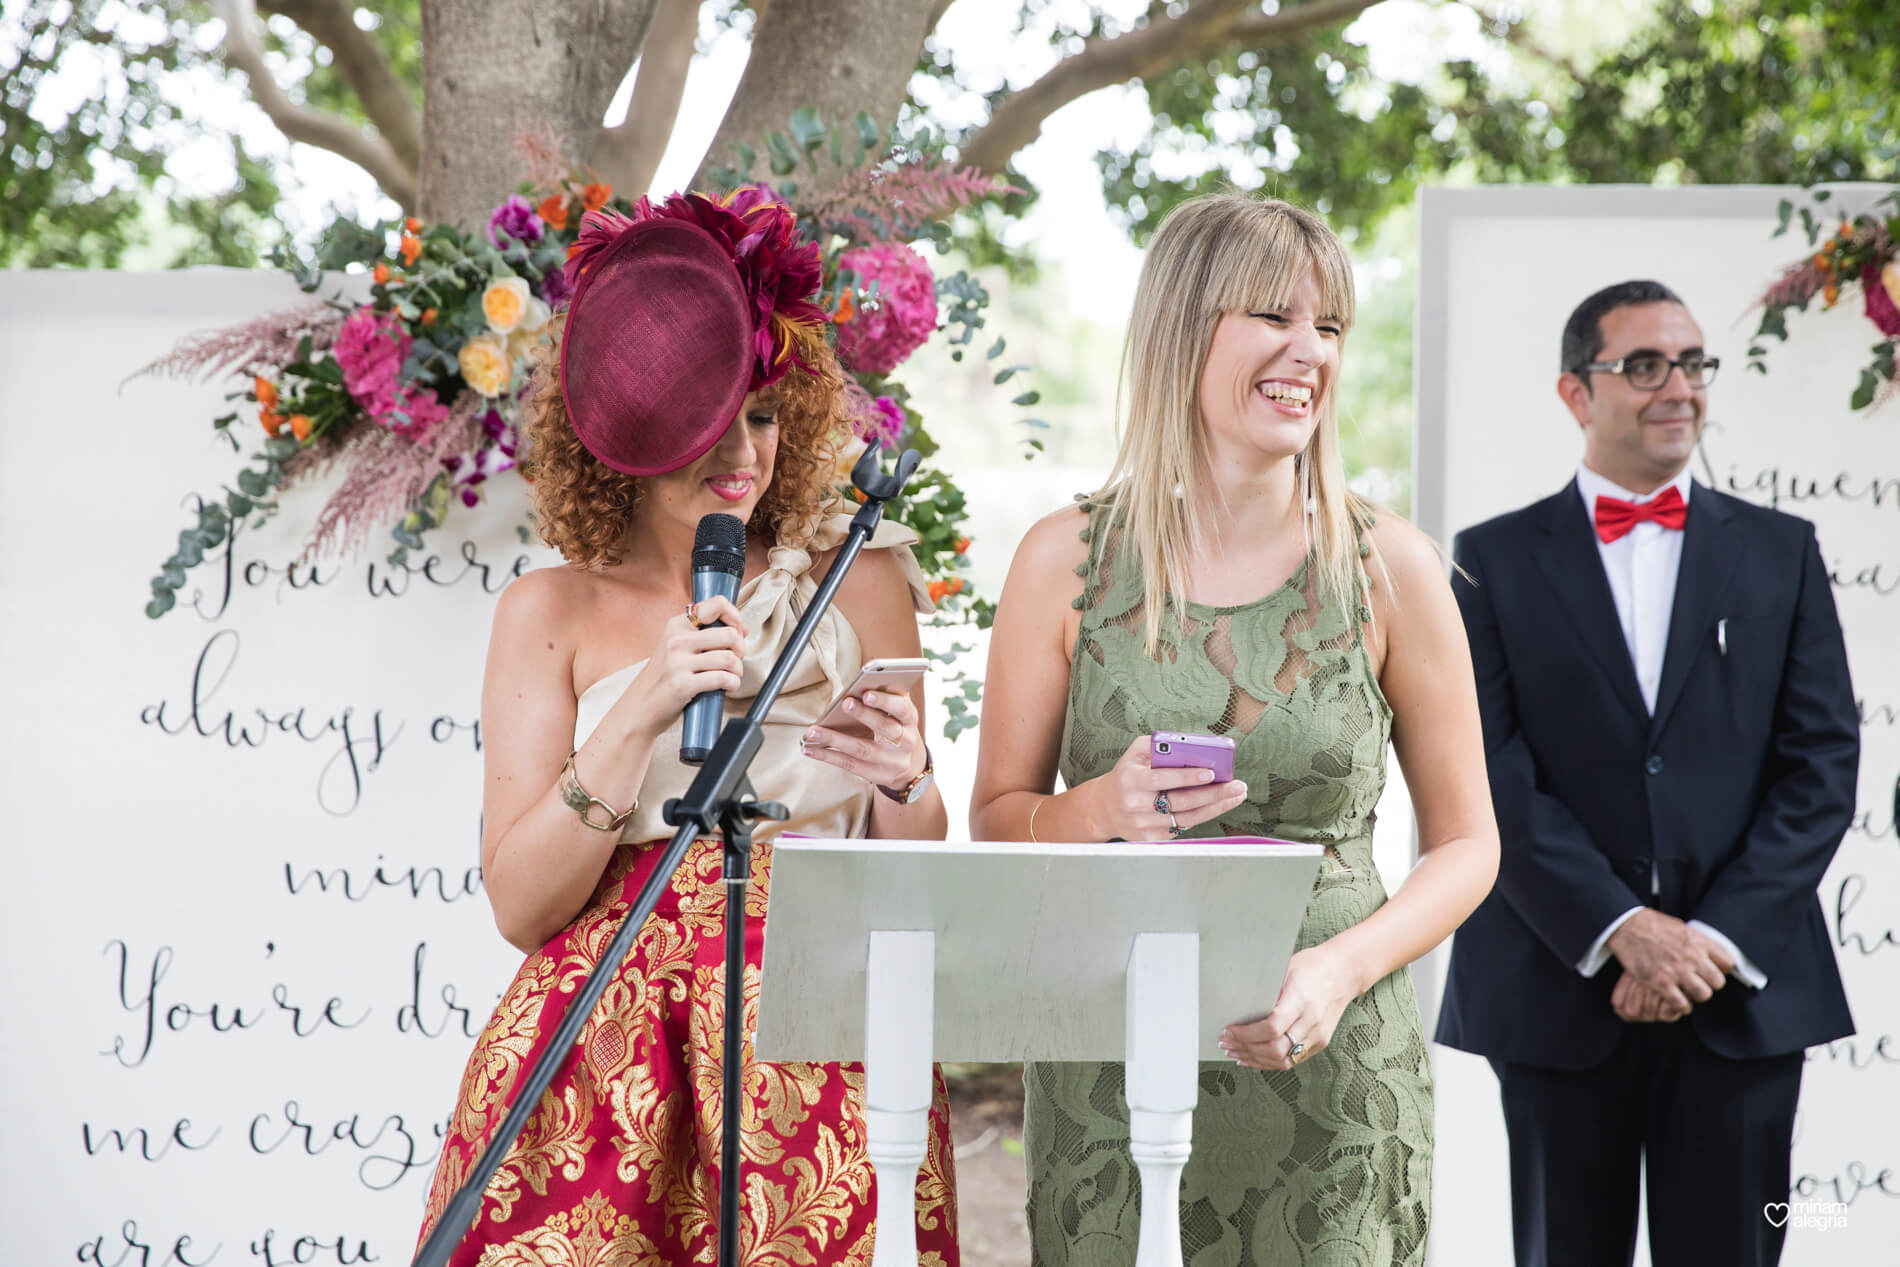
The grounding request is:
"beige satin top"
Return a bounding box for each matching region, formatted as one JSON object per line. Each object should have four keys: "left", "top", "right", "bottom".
{"left": 573, "top": 514, "right": 933, "bottom": 844}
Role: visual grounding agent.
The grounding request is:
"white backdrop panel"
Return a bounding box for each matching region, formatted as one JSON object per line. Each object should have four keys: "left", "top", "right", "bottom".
{"left": 0, "top": 270, "right": 548, "bottom": 1263}
{"left": 1416, "top": 185, "right": 1900, "bottom": 1266}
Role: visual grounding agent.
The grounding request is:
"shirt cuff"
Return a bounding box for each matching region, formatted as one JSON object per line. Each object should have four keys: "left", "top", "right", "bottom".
{"left": 1578, "top": 907, "right": 1645, "bottom": 978}
{"left": 1688, "top": 920, "right": 1769, "bottom": 990}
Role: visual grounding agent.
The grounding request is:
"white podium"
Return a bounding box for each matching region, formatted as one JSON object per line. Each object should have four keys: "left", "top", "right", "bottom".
{"left": 754, "top": 837, "right": 1323, "bottom": 1267}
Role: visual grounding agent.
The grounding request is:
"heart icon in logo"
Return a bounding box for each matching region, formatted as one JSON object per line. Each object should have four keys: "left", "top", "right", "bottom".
{"left": 1763, "top": 1202, "right": 1790, "bottom": 1228}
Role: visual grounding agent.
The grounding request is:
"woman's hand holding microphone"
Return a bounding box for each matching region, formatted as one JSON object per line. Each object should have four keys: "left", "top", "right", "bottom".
{"left": 608, "top": 596, "right": 750, "bottom": 741}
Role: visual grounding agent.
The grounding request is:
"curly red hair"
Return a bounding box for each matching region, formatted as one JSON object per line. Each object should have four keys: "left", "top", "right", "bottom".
{"left": 522, "top": 314, "right": 851, "bottom": 569}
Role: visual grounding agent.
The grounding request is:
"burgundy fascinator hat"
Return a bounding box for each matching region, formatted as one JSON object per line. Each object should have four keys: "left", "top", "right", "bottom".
{"left": 558, "top": 187, "right": 828, "bottom": 476}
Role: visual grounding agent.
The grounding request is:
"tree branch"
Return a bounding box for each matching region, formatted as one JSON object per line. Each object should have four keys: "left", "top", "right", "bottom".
{"left": 1229, "top": 0, "right": 1385, "bottom": 43}
{"left": 261, "top": 0, "right": 423, "bottom": 171}
{"left": 213, "top": 0, "right": 418, "bottom": 208}
{"left": 958, "top": 0, "right": 1381, "bottom": 175}
{"left": 591, "top": 0, "right": 696, "bottom": 196}
{"left": 1444, "top": 0, "right": 1584, "bottom": 82}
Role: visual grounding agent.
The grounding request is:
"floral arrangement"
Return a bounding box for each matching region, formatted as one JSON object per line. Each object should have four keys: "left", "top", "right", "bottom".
{"left": 1750, "top": 188, "right": 1900, "bottom": 411}
{"left": 134, "top": 116, "right": 1029, "bottom": 738}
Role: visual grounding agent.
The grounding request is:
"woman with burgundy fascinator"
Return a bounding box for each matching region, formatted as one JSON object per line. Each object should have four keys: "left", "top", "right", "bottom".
{"left": 416, "top": 189, "right": 959, "bottom": 1264}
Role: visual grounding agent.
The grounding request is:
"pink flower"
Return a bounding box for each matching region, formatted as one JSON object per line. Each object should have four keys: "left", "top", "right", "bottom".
{"left": 870, "top": 395, "right": 906, "bottom": 446}
{"left": 334, "top": 308, "right": 409, "bottom": 415}
{"left": 1865, "top": 260, "right": 1900, "bottom": 340}
{"left": 333, "top": 307, "right": 446, "bottom": 437}
{"left": 835, "top": 242, "right": 937, "bottom": 375}
{"left": 386, "top": 384, "right": 450, "bottom": 439}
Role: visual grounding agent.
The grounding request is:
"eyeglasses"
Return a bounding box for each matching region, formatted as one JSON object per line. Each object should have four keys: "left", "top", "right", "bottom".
{"left": 1577, "top": 352, "right": 1720, "bottom": 390}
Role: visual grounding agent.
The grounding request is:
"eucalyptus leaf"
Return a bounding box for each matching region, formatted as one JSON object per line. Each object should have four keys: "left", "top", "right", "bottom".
{"left": 1851, "top": 369, "right": 1877, "bottom": 410}
{"left": 789, "top": 106, "right": 825, "bottom": 152}
{"left": 145, "top": 590, "right": 176, "bottom": 619}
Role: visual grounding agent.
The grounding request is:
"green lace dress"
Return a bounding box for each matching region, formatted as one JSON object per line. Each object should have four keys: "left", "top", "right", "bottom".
{"left": 1024, "top": 501, "right": 1433, "bottom": 1267}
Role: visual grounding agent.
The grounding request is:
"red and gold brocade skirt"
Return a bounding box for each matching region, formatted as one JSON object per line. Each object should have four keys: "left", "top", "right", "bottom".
{"left": 417, "top": 836, "right": 960, "bottom": 1266}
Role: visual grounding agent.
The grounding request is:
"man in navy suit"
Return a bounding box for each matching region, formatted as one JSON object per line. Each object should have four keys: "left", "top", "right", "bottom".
{"left": 1435, "top": 280, "right": 1859, "bottom": 1267}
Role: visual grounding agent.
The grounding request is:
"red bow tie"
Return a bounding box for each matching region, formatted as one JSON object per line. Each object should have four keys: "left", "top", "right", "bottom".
{"left": 1594, "top": 485, "right": 1687, "bottom": 543}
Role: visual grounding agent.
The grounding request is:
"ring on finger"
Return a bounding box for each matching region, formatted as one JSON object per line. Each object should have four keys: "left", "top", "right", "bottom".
{"left": 685, "top": 601, "right": 701, "bottom": 627}
{"left": 1167, "top": 811, "right": 1184, "bottom": 839}
{"left": 1154, "top": 792, "right": 1172, "bottom": 815}
{"left": 1288, "top": 1037, "right": 1306, "bottom": 1060}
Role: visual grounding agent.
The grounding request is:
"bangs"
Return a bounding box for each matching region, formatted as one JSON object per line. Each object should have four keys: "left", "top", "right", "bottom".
{"left": 1205, "top": 210, "right": 1356, "bottom": 333}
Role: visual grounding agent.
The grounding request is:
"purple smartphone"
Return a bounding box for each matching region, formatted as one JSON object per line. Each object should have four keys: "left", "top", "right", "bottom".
{"left": 1150, "top": 731, "right": 1236, "bottom": 785}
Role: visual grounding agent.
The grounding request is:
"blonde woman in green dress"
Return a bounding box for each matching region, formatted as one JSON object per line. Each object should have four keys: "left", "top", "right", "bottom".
{"left": 969, "top": 193, "right": 1500, "bottom": 1267}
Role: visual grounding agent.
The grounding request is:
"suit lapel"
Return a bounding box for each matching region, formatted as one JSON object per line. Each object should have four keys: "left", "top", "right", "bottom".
{"left": 1650, "top": 486, "right": 1740, "bottom": 736}
{"left": 1529, "top": 482, "right": 1649, "bottom": 723}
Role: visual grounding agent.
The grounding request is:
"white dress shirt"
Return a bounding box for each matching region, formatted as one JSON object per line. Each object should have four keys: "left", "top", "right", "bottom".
{"left": 1570, "top": 464, "right": 1768, "bottom": 989}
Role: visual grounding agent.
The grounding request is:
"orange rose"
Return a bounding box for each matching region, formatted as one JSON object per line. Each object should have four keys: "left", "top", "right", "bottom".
{"left": 254, "top": 376, "right": 279, "bottom": 411}
{"left": 927, "top": 579, "right": 948, "bottom": 603}
{"left": 259, "top": 408, "right": 285, "bottom": 436}
{"left": 421, "top": 308, "right": 437, "bottom": 325}
{"left": 373, "top": 262, "right": 392, "bottom": 285}
{"left": 948, "top": 577, "right": 965, "bottom": 595}
{"left": 834, "top": 290, "right": 857, "bottom": 324}
{"left": 289, "top": 413, "right": 313, "bottom": 441}
{"left": 955, "top": 536, "right": 970, "bottom": 554}
{"left": 537, "top": 195, "right": 569, "bottom": 230}
{"left": 404, "top": 216, "right": 422, "bottom": 233}
{"left": 400, "top": 233, "right": 421, "bottom": 266}
{"left": 582, "top": 182, "right": 612, "bottom": 211}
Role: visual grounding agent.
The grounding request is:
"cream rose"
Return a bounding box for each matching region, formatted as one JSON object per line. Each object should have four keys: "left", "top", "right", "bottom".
{"left": 459, "top": 334, "right": 513, "bottom": 397}
{"left": 482, "top": 276, "right": 533, "bottom": 335}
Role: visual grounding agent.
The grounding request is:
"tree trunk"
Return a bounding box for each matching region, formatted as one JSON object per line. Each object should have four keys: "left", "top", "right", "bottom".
{"left": 419, "top": 0, "right": 660, "bottom": 229}
{"left": 692, "top": 0, "right": 939, "bottom": 190}
{"left": 589, "top": 0, "right": 698, "bottom": 198}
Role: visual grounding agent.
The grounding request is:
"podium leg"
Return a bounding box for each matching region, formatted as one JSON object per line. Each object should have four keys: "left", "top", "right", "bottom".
{"left": 1125, "top": 932, "right": 1199, "bottom": 1267}
{"left": 864, "top": 929, "right": 934, "bottom": 1267}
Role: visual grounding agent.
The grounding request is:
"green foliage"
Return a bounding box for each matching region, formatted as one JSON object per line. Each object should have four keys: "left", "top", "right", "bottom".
{"left": 1096, "top": 37, "right": 1465, "bottom": 244}
{"left": 1002, "top": 0, "right": 1898, "bottom": 245}
{"left": 1551, "top": 0, "right": 1898, "bottom": 188}
{"left": 1, "top": 0, "right": 287, "bottom": 267}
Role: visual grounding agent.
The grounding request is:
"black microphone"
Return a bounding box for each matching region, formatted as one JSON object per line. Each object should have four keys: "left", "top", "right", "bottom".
{"left": 681, "top": 513, "right": 746, "bottom": 764}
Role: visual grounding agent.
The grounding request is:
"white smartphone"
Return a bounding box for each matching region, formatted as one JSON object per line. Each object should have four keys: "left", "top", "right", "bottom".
{"left": 813, "top": 657, "right": 928, "bottom": 740}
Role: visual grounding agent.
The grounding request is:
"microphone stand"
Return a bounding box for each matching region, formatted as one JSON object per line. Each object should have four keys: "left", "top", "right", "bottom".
{"left": 413, "top": 445, "right": 923, "bottom": 1267}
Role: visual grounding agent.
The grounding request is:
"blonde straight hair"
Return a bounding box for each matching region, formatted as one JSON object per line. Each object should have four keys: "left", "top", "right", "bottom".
{"left": 1096, "top": 193, "right": 1378, "bottom": 656}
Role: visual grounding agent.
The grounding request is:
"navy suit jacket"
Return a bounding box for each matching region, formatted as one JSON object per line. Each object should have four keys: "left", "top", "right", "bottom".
{"left": 1435, "top": 479, "right": 1858, "bottom": 1069}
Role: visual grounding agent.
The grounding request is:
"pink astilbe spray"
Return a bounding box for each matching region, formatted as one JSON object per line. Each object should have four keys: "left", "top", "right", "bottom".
{"left": 123, "top": 302, "right": 340, "bottom": 388}
{"left": 300, "top": 399, "right": 485, "bottom": 563}
{"left": 812, "top": 159, "right": 1016, "bottom": 244}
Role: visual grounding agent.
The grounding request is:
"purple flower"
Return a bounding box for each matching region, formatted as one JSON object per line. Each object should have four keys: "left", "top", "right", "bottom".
{"left": 536, "top": 263, "right": 572, "bottom": 307}
{"left": 488, "top": 196, "right": 546, "bottom": 249}
{"left": 445, "top": 409, "right": 520, "bottom": 505}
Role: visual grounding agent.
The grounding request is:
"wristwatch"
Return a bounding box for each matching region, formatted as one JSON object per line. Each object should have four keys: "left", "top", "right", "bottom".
{"left": 877, "top": 746, "right": 935, "bottom": 804}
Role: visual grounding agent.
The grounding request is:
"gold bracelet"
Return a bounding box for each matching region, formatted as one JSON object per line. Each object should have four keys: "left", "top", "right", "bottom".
{"left": 560, "top": 751, "right": 638, "bottom": 832}
{"left": 1028, "top": 794, "right": 1050, "bottom": 844}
